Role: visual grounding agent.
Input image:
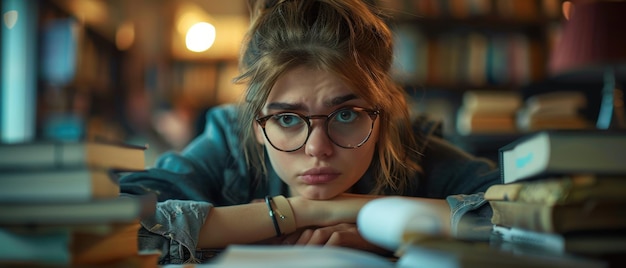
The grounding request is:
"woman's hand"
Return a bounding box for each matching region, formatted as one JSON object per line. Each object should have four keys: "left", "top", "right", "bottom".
{"left": 280, "top": 223, "right": 392, "bottom": 256}
{"left": 287, "top": 193, "right": 379, "bottom": 228}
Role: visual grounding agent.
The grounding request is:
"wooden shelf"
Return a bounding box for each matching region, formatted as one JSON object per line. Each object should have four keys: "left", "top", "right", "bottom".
{"left": 381, "top": 0, "right": 560, "bottom": 91}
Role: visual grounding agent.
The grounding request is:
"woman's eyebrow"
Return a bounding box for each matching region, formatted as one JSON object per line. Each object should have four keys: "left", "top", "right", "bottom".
{"left": 266, "top": 94, "right": 358, "bottom": 111}
{"left": 326, "top": 94, "right": 358, "bottom": 107}
{"left": 266, "top": 102, "right": 304, "bottom": 111}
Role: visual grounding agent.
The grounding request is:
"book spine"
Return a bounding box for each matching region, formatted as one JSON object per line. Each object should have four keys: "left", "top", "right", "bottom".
{"left": 489, "top": 200, "right": 626, "bottom": 233}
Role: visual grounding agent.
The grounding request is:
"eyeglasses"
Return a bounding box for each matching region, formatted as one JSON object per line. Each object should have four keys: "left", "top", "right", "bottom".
{"left": 255, "top": 106, "right": 380, "bottom": 152}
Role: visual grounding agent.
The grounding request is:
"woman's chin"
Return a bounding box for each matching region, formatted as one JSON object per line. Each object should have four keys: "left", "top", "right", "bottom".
{"left": 295, "top": 186, "right": 342, "bottom": 200}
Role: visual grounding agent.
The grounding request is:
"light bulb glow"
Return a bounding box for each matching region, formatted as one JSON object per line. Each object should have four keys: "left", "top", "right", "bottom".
{"left": 185, "top": 22, "right": 215, "bottom": 53}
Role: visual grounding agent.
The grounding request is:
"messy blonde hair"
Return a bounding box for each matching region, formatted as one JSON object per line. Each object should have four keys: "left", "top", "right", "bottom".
{"left": 235, "top": 0, "right": 422, "bottom": 194}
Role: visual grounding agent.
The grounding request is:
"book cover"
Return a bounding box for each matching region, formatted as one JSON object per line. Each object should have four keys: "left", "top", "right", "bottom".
{"left": 498, "top": 130, "right": 626, "bottom": 183}
{"left": 0, "top": 168, "right": 120, "bottom": 202}
{"left": 0, "top": 140, "right": 147, "bottom": 171}
{"left": 0, "top": 194, "right": 156, "bottom": 225}
{"left": 484, "top": 174, "right": 626, "bottom": 205}
{"left": 489, "top": 200, "right": 626, "bottom": 233}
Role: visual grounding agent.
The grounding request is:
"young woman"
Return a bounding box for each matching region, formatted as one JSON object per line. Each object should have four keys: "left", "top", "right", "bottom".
{"left": 121, "top": 0, "right": 500, "bottom": 264}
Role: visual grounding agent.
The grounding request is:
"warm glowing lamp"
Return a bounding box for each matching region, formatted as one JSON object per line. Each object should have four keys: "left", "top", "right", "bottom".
{"left": 175, "top": 2, "right": 217, "bottom": 54}
{"left": 549, "top": 0, "right": 626, "bottom": 129}
{"left": 185, "top": 22, "right": 216, "bottom": 52}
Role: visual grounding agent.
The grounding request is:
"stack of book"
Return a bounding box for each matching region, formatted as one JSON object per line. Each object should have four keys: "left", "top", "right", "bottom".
{"left": 0, "top": 140, "right": 158, "bottom": 267}
{"left": 456, "top": 90, "right": 522, "bottom": 135}
{"left": 487, "top": 130, "right": 626, "bottom": 265}
{"left": 357, "top": 197, "right": 607, "bottom": 268}
{"left": 516, "top": 91, "right": 592, "bottom": 132}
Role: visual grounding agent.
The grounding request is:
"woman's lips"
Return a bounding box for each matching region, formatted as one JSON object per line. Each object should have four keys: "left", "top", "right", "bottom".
{"left": 299, "top": 167, "right": 340, "bottom": 184}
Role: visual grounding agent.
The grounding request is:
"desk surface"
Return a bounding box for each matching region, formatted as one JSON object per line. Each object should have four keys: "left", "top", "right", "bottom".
{"left": 156, "top": 239, "right": 623, "bottom": 268}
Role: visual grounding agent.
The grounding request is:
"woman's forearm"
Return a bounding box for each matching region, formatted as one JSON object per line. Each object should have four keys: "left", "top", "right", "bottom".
{"left": 197, "top": 195, "right": 373, "bottom": 248}
{"left": 197, "top": 201, "right": 278, "bottom": 248}
{"left": 196, "top": 194, "right": 451, "bottom": 249}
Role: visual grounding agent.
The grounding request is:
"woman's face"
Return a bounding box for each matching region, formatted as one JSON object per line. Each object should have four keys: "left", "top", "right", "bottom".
{"left": 256, "top": 66, "right": 379, "bottom": 200}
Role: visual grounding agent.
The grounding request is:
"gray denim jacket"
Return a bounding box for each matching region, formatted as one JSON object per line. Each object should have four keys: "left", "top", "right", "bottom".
{"left": 120, "top": 104, "right": 501, "bottom": 264}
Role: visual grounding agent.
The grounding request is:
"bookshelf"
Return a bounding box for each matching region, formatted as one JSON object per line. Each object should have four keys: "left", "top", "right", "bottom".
{"left": 374, "top": 0, "right": 564, "bottom": 159}
{"left": 36, "top": 1, "right": 128, "bottom": 143}
{"left": 378, "top": 0, "right": 563, "bottom": 92}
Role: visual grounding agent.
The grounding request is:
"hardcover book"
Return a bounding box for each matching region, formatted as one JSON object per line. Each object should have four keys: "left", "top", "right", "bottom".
{"left": 0, "top": 194, "right": 156, "bottom": 225}
{"left": 0, "top": 168, "right": 121, "bottom": 202}
{"left": 0, "top": 140, "right": 147, "bottom": 171}
{"left": 498, "top": 130, "right": 626, "bottom": 183}
{"left": 484, "top": 174, "right": 626, "bottom": 205}
{"left": 489, "top": 200, "right": 626, "bottom": 233}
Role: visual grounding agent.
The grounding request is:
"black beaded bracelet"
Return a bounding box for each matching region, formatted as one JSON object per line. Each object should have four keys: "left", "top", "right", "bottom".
{"left": 265, "top": 195, "right": 282, "bottom": 237}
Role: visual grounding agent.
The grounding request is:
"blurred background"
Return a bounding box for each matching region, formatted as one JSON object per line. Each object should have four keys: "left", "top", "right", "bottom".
{"left": 2, "top": 0, "right": 250, "bottom": 163}
{"left": 2, "top": 0, "right": 622, "bottom": 165}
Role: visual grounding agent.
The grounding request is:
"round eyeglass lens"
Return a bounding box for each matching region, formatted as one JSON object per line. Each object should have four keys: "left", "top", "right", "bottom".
{"left": 263, "top": 113, "right": 309, "bottom": 151}
{"left": 327, "top": 108, "right": 373, "bottom": 148}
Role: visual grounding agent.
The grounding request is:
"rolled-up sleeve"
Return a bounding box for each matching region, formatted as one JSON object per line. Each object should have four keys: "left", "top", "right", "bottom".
{"left": 446, "top": 193, "right": 493, "bottom": 240}
{"left": 418, "top": 136, "right": 500, "bottom": 241}
{"left": 138, "top": 200, "right": 213, "bottom": 264}
{"left": 120, "top": 105, "right": 254, "bottom": 264}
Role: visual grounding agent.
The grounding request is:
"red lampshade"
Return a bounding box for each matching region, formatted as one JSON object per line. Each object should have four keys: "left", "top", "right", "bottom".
{"left": 548, "top": 0, "right": 626, "bottom": 129}
{"left": 549, "top": 0, "right": 626, "bottom": 75}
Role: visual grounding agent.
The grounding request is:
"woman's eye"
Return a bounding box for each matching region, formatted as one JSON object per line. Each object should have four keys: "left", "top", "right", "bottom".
{"left": 275, "top": 114, "right": 302, "bottom": 127}
{"left": 335, "top": 110, "right": 358, "bottom": 123}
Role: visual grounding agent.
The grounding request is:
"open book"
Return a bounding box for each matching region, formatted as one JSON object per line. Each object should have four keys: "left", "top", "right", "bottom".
{"left": 161, "top": 245, "right": 394, "bottom": 268}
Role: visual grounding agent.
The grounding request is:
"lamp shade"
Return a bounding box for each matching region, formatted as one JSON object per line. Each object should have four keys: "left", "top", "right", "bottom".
{"left": 549, "top": 0, "right": 626, "bottom": 75}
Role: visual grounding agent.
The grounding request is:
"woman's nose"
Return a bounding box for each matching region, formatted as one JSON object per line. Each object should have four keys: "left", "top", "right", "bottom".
{"left": 304, "top": 123, "right": 334, "bottom": 158}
